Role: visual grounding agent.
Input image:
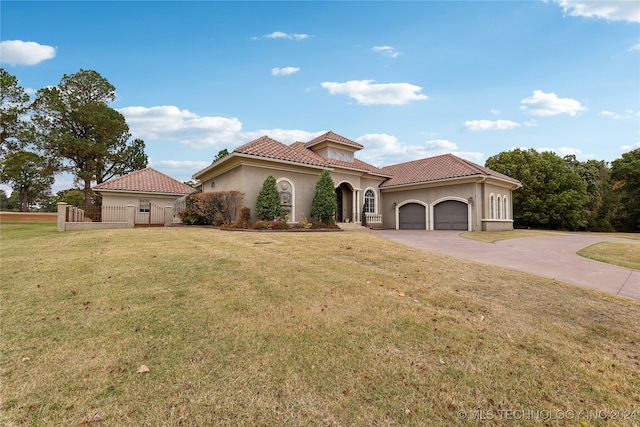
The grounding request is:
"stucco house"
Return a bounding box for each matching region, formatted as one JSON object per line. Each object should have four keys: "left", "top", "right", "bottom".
{"left": 193, "top": 131, "right": 521, "bottom": 231}
{"left": 93, "top": 167, "right": 195, "bottom": 224}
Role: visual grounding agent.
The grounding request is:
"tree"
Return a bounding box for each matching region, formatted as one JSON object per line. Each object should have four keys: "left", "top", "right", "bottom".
{"left": 611, "top": 148, "right": 640, "bottom": 231}
{"left": 213, "top": 148, "right": 229, "bottom": 163}
{"left": 31, "top": 69, "right": 147, "bottom": 210}
{"left": 485, "top": 149, "right": 588, "bottom": 230}
{"left": 0, "top": 68, "right": 31, "bottom": 155}
{"left": 255, "top": 175, "right": 282, "bottom": 220}
{"left": 311, "top": 170, "right": 337, "bottom": 224}
{"left": 0, "top": 150, "right": 55, "bottom": 211}
{"left": 0, "top": 189, "right": 15, "bottom": 210}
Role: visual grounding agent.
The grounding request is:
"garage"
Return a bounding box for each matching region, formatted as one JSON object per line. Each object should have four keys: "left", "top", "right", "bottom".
{"left": 399, "top": 203, "right": 426, "bottom": 229}
{"left": 434, "top": 200, "right": 468, "bottom": 230}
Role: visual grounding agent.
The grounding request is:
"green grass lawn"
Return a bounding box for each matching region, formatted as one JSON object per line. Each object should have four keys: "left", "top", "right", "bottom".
{"left": 1, "top": 224, "right": 639, "bottom": 426}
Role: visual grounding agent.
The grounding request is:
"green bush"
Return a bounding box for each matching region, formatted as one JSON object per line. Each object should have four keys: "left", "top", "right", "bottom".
{"left": 256, "top": 175, "right": 283, "bottom": 221}
{"left": 311, "top": 171, "right": 337, "bottom": 225}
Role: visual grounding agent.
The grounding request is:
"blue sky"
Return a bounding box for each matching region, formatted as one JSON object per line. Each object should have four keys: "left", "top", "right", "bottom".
{"left": 1, "top": 0, "right": 639, "bottom": 194}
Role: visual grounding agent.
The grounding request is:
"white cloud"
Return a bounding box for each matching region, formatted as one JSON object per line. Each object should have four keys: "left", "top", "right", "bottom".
{"left": 554, "top": 0, "right": 640, "bottom": 22}
{"left": 463, "top": 119, "right": 521, "bottom": 131}
{"left": 599, "top": 109, "right": 635, "bottom": 119}
{"left": 240, "top": 129, "right": 325, "bottom": 145}
{"left": 619, "top": 142, "right": 640, "bottom": 151}
{"left": 118, "top": 106, "right": 243, "bottom": 148}
{"left": 524, "top": 119, "right": 539, "bottom": 127}
{"left": 490, "top": 108, "right": 501, "bottom": 115}
{"left": 520, "top": 90, "right": 587, "bottom": 116}
{"left": 630, "top": 43, "right": 640, "bottom": 51}
{"left": 152, "top": 159, "right": 210, "bottom": 171}
{"left": 0, "top": 40, "right": 56, "bottom": 66}
{"left": 271, "top": 67, "right": 300, "bottom": 76}
{"left": 356, "top": 133, "right": 483, "bottom": 166}
{"left": 321, "top": 80, "right": 428, "bottom": 106}
{"left": 372, "top": 45, "right": 400, "bottom": 58}
{"left": 254, "top": 31, "right": 310, "bottom": 41}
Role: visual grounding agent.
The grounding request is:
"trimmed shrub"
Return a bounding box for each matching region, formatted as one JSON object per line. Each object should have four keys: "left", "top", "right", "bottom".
{"left": 256, "top": 175, "right": 283, "bottom": 221}
{"left": 311, "top": 170, "right": 337, "bottom": 224}
{"left": 181, "top": 191, "right": 244, "bottom": 225}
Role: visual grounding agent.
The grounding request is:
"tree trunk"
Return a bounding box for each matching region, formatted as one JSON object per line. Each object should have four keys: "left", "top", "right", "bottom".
{"left": 84, "top": 178, "right": 92, "bottom": 211}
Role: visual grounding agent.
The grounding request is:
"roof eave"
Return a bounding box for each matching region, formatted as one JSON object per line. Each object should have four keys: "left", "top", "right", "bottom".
{"left": 93, "top": 188, "right": 195, "bottom": 197}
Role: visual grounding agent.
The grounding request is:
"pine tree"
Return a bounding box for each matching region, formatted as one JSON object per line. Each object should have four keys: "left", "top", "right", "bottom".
{"left": 256, "top": 175, "right": 282, "bottom": 220}
{"left": 311, "top": 170, "right": 337, "bottom": 224}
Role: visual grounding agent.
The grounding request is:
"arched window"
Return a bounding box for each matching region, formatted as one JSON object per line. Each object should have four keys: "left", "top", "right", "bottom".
{"left": 490, "top": 194, "right": 495, "bottom": 219}
{"left": 497, "top": 195, "right": 501, "bottom": 219}
{"left": 503, "top": 196, "right": 508, "bottom": 219}
{"left": 364, "top": 189, "right": 375, "bottom": 213}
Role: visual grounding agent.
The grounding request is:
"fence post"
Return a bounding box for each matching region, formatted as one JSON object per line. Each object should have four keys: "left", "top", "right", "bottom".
{"left": 126, "top": 205, "right": 136, "bottom": 228}
{"left": 57, "top": 202, "right": 68, "bottom": 232}
{"left": 164, "top": 206, "right": 173, "bottom": 227}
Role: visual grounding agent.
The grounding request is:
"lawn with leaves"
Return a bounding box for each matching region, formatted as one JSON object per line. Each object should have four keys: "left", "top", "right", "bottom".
{"left": 1, "top": 223, "right": 639, "bottom": 426}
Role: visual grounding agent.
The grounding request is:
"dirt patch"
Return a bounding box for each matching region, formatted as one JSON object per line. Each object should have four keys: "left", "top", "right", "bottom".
{"left": 0, "top": 212, "right": 57, "bottom": 223}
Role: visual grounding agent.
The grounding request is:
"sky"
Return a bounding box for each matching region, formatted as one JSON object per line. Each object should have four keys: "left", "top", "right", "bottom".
{"left": 1, "top": 0, "right": 639, "bottom": 195}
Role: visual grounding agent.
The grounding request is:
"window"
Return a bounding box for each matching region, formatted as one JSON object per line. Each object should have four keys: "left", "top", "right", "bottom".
{"left": 503, "top": 197, "right": 508, "bottom": 219}
{"left": 497, "top": 196, "right": 501, "bottom": 219}
{"left": 346, "top": 154, "right": 352, "bottom": 162}
{"left": 139, "top": 199, "right": 150, "bottom": 213}
{"left": 490, "top": 195, "right": 495, "bottom": 219}
{"left": 364, "top": 189, "right": 375, "bottom": 213}
{"left": 339, "top": 152, "right": 345, "bottom": 161}
{"left": 330, "top": 151, "right": 337, "bottom": 159}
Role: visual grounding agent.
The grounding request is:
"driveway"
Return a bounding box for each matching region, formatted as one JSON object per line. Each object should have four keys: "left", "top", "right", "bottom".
{"left": 372, "top": 230, "right": 639, "bottom": 300}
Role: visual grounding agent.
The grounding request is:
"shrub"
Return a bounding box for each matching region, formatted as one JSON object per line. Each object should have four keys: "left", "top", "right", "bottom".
{"left": 311, "top": 171, "right": 337, "bottom": 225}
{"left": 256, "top": 175, "right": 283, "bottom": 221}
{"left": 181, "top": 191, "right": 244, "bottom": 225}
{"left": 239, "top": 207, "right": 252, "bottom": 228}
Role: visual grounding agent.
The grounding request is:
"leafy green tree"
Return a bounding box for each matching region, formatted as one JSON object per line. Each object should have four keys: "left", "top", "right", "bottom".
{"left": 311, "top": 170, "right": 337, "bottom": 224}
{"left": 256, "top": 175, "right": 282, "bottom": 220}
{"left": 0, "top": 189, "right": 15, "bottom": 210}
{"left": 485, "top": 149, "right": 588, "bottom": 230}
{"left": 0, "top": 150, "right": 55, "bottom": 211}
{"left": 611, "top": 148, "right": 640, "bottom": 231}
{"left": 31, "top": 69, "right": 147, "bottom": 210}
{"left": 0, "top": 68, "right": 31, "bottom": 155}
{"left": 213, "top": 148, "right": 229, "bottom": 163}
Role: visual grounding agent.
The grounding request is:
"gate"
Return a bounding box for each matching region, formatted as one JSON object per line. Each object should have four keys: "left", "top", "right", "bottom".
{"left": 135, "top": 202, "right": 165, "bottom": 226}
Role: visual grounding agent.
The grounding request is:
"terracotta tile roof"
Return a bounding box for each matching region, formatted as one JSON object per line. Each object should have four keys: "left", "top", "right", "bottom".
{"left": 380, "top": 154, "right": 521, "bottom": 188}
{"left": 304, "top": 131, "right": 364, "bottom": 150}
{"left": 93, "top": 168, "right": 195, "bottom": 195}
{"left": 234, "top": 136, "right": 328, "bottom": 167}
{"left": 326, "top": 158, "right": 391, "bottom": 177}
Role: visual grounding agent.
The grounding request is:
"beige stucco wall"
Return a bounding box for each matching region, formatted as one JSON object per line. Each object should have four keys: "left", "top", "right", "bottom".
{"left": 199, "top": 160, "right": 387, "bottom": 223}
{"left": 381, "top": 182, "right": 476, "bottom": 230}
{"left": 101, "top": 193, "right": 179, "bottom": 208}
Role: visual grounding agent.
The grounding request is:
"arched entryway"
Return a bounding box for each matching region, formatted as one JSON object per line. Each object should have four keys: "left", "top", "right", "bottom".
{"left": 335, "top": 182, "right": 354, "bottom": 222}
{"left": 433, "top": 200, "right": 468, "bottom": 230}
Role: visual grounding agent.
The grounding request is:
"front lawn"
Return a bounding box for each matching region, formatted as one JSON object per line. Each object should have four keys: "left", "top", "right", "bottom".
{"left": 1, "top": 224, "right": 639, "bottom": 426}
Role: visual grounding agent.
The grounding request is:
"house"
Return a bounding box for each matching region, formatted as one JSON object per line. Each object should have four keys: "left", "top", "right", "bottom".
{"left": 192, "top": 131, "right": 521, "bottom": 231}
{"left": 93, "top": 167, "right": 195, "bottom": 223}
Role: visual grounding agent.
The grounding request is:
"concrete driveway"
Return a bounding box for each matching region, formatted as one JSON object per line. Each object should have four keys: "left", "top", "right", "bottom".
{"left": 372, "top": 230, "right": 639, "bottom": 300}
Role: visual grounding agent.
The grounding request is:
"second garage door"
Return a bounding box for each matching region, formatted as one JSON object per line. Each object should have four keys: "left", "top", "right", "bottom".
{"left": 434, "top": 200, "right": 468, "bottom": 230}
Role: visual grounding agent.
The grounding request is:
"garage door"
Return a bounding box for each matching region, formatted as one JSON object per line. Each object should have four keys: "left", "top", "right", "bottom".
{"left": 399, "top": 203, "right": 426, "bottom": 229}
{"left": 434, "top": 200, "right": 468, "bottom": 230}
